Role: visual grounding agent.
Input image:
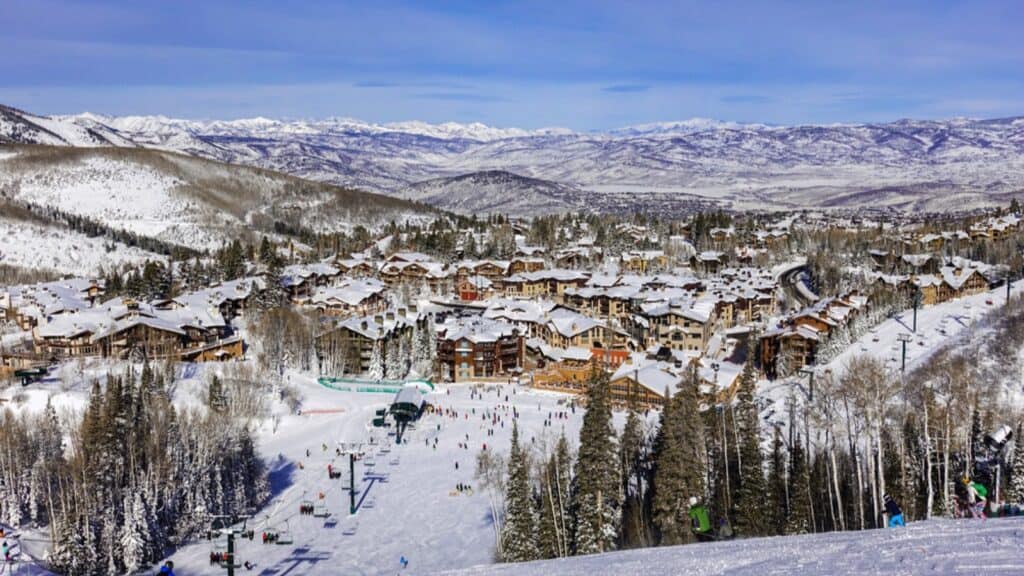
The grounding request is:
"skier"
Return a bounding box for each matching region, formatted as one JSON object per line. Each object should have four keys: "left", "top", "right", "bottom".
{"left": 688, "top": 497, "right": 714, "bottom": 542}
{"left": 963, "top": 476, "right": 989, "bottom": 518}
{"left": 159, "top": 561, "right": 175, "bottom": 575}
{"left": 882, "top": 494, "right": 904, "bottom": 527}
{"left": 400, "top": 555, "right": 409, "bottom": 569}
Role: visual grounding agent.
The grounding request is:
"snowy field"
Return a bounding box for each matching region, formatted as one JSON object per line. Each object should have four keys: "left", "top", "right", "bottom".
{"left": 441, "top": 516, "right": 1024, "bottom": 576}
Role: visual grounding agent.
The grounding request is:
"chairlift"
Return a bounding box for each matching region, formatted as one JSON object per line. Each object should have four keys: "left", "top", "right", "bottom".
{"left": 313, "top": 503, "right": 331, "bottom": 518}
{"left": 209, "top": 541, "right": 231, "bottom": 567}
{"left": 275, "top": 520, "right": 294, "bottom": 545}
{"left": 299, "top": 500, "right": 315, "bottom": 516}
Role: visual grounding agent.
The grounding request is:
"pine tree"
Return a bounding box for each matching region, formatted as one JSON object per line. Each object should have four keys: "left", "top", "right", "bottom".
{"left": 501, "top": 422, "right": 540, "bottom": 562}
{"left": 120, "top": 491, "right": 153, "bottom": 573}
{"left": 766, "top": 426, "right": 787, "bottom": 535}
{"left": 651, "top": 370, "right": 706, "bottom": 545}
{"left": 651, "top": 388, "right": 685, "bottom": 544}
{"left": 1008, "top": 423, "right": 1024, "bottom": 504}
{"left": 732, "top": 357, "right": 768, "bottom": 536}
{"left": 618, "top": 404, "right": 647, "bottom": 548}
{"left": 785, "top": 437, "right": 813, "bottom": 535}
{"left": 259, "top": 253, "right": 287, "bottom": 311}
{"left": 208, "top": 374, "right": 228, "bottom": 413}
{"left": 570, "top": 369, "right": 621, "bottom": 555}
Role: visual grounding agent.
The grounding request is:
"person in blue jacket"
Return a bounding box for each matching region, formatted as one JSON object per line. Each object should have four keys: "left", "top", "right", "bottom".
{"left": 883, "top": 494, "right": 904, "bottom": 527}
{"left": 158, "top": 560, "right": 175, "bottom": 575}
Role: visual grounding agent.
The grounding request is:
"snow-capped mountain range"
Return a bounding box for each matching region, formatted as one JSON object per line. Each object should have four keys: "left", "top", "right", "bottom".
{"left": 3, "top": 103, "right": 1024, "bottom": 216}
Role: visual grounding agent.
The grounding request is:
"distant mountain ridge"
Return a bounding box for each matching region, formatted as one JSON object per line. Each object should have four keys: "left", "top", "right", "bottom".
{"left": 3, "top": 104, "right": 1024, "bottom": 215}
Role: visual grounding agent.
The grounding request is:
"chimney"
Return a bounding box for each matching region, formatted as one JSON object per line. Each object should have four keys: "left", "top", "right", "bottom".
{"left": 361, "top": 320, "right": 368, "bottom": 330}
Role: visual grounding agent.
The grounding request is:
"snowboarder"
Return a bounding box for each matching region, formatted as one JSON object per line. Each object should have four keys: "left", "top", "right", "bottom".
{"left": 688, "top": 497, "right": 714, "bottom": 542}
{"left": 883, "top": 494, "right": 904, "bottom": 527}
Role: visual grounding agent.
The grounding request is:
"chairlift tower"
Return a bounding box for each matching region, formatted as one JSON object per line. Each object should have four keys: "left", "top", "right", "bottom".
{"left": 337, "top": 441, "right": 367, "bottom": 515}
{"left": 897, "top": 333, "right": 912, "bottom": 373}
{"left": 206, "top": 514, "right": 254, "bottom": 576}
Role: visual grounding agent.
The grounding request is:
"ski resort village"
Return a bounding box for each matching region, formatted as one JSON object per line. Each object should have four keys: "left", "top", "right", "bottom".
{"left": 3, "top": 3, "right": 1024, "bottom": 571}
{"left": 3, "top": 178, "right": 1024, "bottom": 575}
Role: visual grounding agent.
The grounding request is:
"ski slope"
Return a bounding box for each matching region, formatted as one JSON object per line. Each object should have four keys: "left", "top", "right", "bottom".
{"left": 163, "top": 374, "right": 586, "bottom": 576}
{"left": 440, "top": 516, "right": 1024, "bottom": 576}
{"left": 825, "top": 282, "right": 1021, "bottom": 376}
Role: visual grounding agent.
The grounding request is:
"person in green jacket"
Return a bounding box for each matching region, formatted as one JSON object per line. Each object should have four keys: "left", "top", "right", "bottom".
{"left": 688, "top": 497, "right": 714, "bottom": 542}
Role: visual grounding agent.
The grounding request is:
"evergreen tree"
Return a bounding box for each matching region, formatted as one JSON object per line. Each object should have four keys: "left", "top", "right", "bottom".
{"left": 501, "top": 422, "right": 540, "bottom": 562}
{"left": 208, "top": 374, "right": 227, "bottom": 413}
{"left": 651, "top": 370, "right": 706, "bottom": 545}
{"left": 1008, "top": 423, "right": 1024, "bottom": 504}
{"left": 785, "top": 437, "right": 813, "bottom": 535}
{"left": 766, "top": 426, "right": 787, "bottom": 535}
{"left": 570, "top": 369, "right": 621, "bottom": 555}
{"left": 651, "top": 388, "right": 685, "bottom": 544}
{"left": 618, "top": 403, "right": 648, "bottom": 548}
{"left": 258, "top": 253, "right": 287, "bottom": 311}
{"left": 120, "top": 492, "right": 153, "bottom": 573}
{"left": 732, "top": 357, "right": 769, "bottom": 536}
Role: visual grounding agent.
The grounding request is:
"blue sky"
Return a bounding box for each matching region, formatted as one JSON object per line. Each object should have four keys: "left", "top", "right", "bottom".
{"left": 1, "top": 0, "right": 1022, "bottom": 129}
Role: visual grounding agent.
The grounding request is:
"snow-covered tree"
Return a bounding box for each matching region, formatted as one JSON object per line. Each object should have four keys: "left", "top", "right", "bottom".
{"left": 501, "top": 422, "right": 540, "bottom": 562}
{"left": 120, "top": 492, "right": 153, "bottom": 573}
{"left": 368, "top": 341, "right": 385, "bottom": 380}
{"left": 571, "top": 369, "right": 621, "bottom": 555}
{"left": 1008, "top": 424, "right": 1024, "bottom": 504}
{"left": 733, "top": 357, "right": 769, "bottom": 536}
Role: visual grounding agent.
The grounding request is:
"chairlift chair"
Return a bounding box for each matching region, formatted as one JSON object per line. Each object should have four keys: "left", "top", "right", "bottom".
{"left": 276, "top": 520, "right": 294, "bottom": 545}
{"left": 299, "top": 500, "right": 315, "bottom": 516}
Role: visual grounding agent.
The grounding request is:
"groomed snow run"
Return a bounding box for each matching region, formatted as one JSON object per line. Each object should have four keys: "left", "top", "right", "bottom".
{"left": 440, "top": 516, "right": 1024, "bottom": 576}
{"left": 161, "top": 373, "right": 587, "bottom": 576}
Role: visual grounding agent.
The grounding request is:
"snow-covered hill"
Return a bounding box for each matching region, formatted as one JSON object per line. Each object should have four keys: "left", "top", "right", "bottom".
{"left": 439, "top": 516, "right": 1024, "bottom": 575}
{"left": 0, "top": 146, "right": 436, "bottom": 250}
{"left": 0, "top": 105, "right": 134, "bottom": 147}
{"left": 4, "top": 105, "right": 1024, "bottom": 215}
{"left": 401, "top": 170, "right": 584, "bottom": 216}
{"left": 0, "top": 215, "right": 165, "bottom": 276}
